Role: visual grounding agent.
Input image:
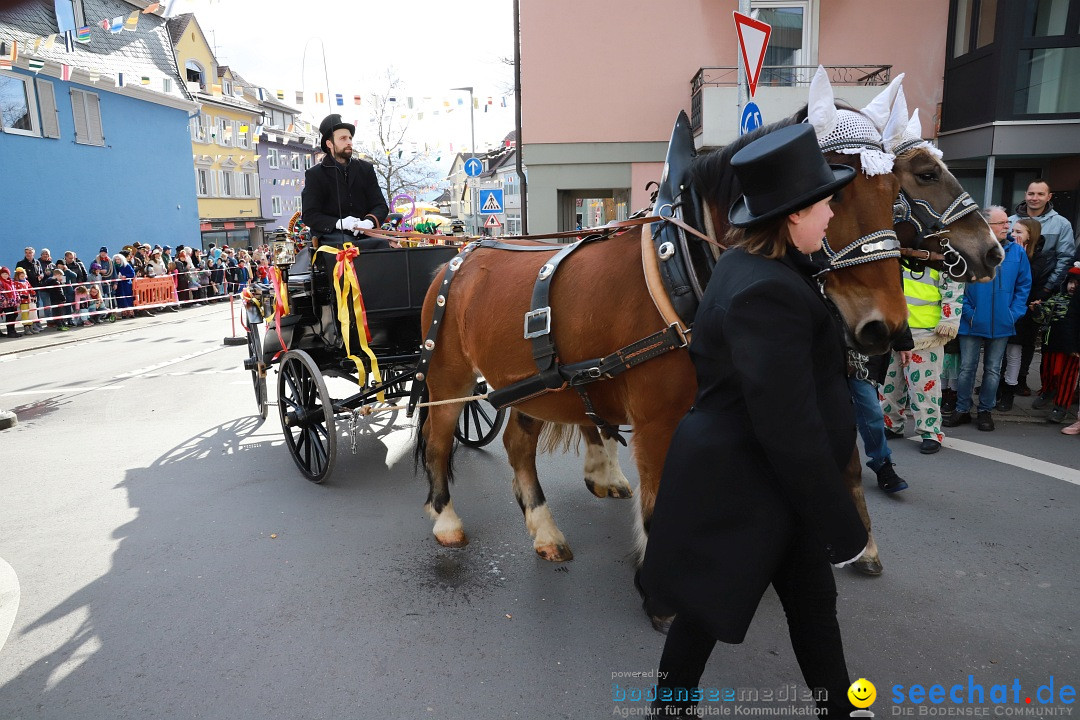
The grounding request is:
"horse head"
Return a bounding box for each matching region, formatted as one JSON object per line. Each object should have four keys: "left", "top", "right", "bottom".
{"left": 869, "top": 86, "right": 1004, "bottom": 282}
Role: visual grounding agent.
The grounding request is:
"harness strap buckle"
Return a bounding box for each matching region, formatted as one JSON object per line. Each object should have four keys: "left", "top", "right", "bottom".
{"left": 524, "top": 306, "right": 552, "bottom": 339}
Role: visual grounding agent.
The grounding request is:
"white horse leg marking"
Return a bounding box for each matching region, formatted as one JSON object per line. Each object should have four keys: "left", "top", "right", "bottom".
{"left": 582, "top": 434, "right": 634, "bottom": 499}
{"left": 428, "top": 500, "right": 467, "bottom": 548}
{"left": 525, "top": 504, "right": 572, "bottom": 562}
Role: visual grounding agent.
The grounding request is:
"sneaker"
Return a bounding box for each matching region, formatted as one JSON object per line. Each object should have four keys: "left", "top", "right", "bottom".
{"left": 876, "top": 462, "right": 909, "bottom": 493}
{"left": 943, "top": 412, "right": 971, "bottom": 428}
{"left": 976, "top": 411, "right": 994, "bottom": 431}
{"left": 1032, "top": 394, "right": 1053, "bottom": 410}
{"left": 919, "top": 438, "right": 942, "bottom": 455}
{"left": 57, "top": 325, "right": 69, "bottom": 331}
{"left": 1047, "top": 406, "right": 1067, "bottom": 424}
{"left": 1016, "top": 383, "right": 1032, "bottom": 397}
{"left": 84, "top": 321, "right": 94, "bottom": 326}
{"left": 885, "top": 429, "right": 905, "bottom": 440}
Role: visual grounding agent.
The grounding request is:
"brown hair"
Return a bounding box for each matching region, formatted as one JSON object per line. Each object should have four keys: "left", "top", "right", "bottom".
{"left": 722, "top": 215, "right": 792, "bottom": 260}
{"left": 1014, "top": 218, "right": 1042, "bottom": 262}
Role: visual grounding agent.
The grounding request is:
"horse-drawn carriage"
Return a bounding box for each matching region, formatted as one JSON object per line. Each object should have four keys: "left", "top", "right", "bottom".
{"left": 240, "top": 220, "right": 506, "bottom": 483}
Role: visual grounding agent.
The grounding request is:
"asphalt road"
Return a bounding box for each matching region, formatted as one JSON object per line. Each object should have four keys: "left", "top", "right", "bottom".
{"left": 0, "top": 307, "right": 1077, "bottom": 719}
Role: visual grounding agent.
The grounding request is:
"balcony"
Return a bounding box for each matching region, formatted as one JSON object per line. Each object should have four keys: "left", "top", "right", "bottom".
{"left": 691, "top": 65, "right": 891, "bottom": 148}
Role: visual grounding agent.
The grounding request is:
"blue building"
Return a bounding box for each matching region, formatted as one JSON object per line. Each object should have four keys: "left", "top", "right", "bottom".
{"left": 0, "top": 0, "right": 200, "bottom": 266}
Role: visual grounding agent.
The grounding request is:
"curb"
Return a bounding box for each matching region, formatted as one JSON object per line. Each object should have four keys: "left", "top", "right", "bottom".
{"left": 0, "top": 410, "right": 15, "bottom": 430}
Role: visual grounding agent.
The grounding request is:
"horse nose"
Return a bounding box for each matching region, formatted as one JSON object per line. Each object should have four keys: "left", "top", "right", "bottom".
{"left": 855, "top": 319, "right": 892, "bottom": 354}
{"left": 986, "top": 243, "right": 1005, "bottom": 268}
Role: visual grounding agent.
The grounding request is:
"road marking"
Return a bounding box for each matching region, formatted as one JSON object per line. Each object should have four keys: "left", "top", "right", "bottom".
{"left": 3, "top": 386, "right": 126, "bottom": 396}
{"left": 113, "top": 347, "right": 222, "bottom": 378}
{"left": 916, "top": 436, "right": 1080, "bottom": 486}
{"left": 0, "top": 556, "right": 19, "bottom": 653}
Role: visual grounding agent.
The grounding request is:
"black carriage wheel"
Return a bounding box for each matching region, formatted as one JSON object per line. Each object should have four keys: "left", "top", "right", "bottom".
{"left": 277, "top": 350, "right": 337, "bottom": 483}
{"left": 454, "top": 381, "right": 507, "bottom": 448}
{"left": 246, "top": 322, "right": 268, "bottom": 421}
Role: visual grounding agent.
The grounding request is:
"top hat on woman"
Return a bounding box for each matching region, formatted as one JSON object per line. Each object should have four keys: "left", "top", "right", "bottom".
{"left": 729, "top": 123, "right": 856, "bottom": 228}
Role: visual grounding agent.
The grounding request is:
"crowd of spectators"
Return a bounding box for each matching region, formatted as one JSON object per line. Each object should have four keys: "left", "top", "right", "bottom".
{"left": 1, "top": 242, "right": 272, "bottom": 337}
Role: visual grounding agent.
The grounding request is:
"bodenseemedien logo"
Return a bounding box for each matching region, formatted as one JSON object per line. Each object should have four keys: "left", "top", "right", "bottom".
{"left": 849, "top": 678, "right": 878, "bottom": 718}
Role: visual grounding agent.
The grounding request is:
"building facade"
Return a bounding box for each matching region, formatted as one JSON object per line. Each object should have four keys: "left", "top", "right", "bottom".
{"left": 243, "top": 94, "right": 317, "bottom": 230}
{"left": 167, "top": 13, "right": 267, "bottom": 249}
{"left": 938, "top": 0, "right": 1080, "bottom": 226}
{"left": 519, "top": 0, "right": 950, "bottom": 233}
{"left": 0, "top": 0, "right": 200, "bottom": 264}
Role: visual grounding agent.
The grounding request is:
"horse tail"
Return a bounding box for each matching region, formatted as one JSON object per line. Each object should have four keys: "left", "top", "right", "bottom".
{"left": 537, "top": 422, "right": 583, "bottom": 455}
{"left": 412, "top": 384, "right": 458, "bottom": 485}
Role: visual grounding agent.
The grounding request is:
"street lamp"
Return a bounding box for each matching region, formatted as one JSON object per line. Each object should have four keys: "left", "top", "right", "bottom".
{"left": 452, "top": 86, "right": 477, "bottom": 234}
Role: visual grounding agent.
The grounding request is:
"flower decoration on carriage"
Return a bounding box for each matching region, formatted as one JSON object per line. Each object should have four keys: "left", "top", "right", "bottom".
{"left": 805, "top": 65, "right": 896, "bottom": 177}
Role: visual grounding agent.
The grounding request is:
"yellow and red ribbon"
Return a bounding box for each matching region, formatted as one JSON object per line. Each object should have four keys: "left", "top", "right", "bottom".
{"left": 317, "top": 244, "right": 383, "bottom": 400}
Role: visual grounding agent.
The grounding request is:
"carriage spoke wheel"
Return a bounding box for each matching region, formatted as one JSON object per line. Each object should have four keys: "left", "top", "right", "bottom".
{"left": 277, "top": 350, "right": 337, "bottom": 483}
{"left": 245, "top": 322, "right": 268, "bottom": 421}
{"left": 454, "top": 380, "right": 507, "bottom": 448}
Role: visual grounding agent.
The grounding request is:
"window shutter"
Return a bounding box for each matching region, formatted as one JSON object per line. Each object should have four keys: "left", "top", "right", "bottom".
{"left": 36, "top": 79, "right": 60, "bottom": 139}
{"left": 71, "top": 88, "right": 88, "bottom": 143}
{"left": 85, "top": 92, "right": 104, "bottom": 145}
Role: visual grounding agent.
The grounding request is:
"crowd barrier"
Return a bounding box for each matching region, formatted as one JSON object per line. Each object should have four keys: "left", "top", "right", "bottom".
{"left": 133, "top": 276, "right": 179, "bottom": 308}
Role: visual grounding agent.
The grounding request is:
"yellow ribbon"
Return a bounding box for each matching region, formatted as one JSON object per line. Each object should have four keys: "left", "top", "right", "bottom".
{"left": 316, "top": 244, "right": 383, "bottom": 400}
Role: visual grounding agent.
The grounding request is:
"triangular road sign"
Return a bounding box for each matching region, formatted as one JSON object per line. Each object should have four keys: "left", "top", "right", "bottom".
{"left": 485, "top": 214, "right": 502, "bottom": 228}
{"left": 733, "top": 11, "right": 772, "bottom": 98}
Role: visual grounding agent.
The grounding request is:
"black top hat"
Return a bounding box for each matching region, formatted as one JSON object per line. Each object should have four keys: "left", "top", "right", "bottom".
{"left": 319, "top": 114, "right": 355, "bottom": 148}
{"left": 728, "top": 124, "right": 856, "bottom": 228}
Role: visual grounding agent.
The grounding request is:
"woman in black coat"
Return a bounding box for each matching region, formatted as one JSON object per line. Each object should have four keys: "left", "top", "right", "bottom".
{"left": 639, "top": 124, "right": 869, "bottom": 717}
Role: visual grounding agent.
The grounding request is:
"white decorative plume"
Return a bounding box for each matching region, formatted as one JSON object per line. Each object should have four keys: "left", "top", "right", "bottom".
{"left": 860, "top": 72, "right": 905, "bottom": 132}
{"left": 882, "top": 86, "right": 910, "bottom": 151}
{"left": 886, "top": 86, "right": 943, "bottom": 159}
{"left": 807, "top": 65, "right": 838, "bottom": 141}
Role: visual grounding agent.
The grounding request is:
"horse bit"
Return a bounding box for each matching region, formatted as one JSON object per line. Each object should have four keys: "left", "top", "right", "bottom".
{"left": 893, "top": 190, "right": 979, "bottom": 279}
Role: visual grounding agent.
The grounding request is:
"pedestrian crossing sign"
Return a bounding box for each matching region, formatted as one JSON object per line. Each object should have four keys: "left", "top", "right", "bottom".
{"left": 479, "top": 189, "right": 504, "bottom": 214}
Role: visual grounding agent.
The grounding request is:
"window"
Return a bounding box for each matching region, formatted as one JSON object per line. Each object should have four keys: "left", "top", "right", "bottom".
{"left": 70, "top": 88, "right": 104, "bottom": 146}
{"left": 196, "top": 168, "right": 213, "bottom": 197}
{"left": 304, "top": 154, "right": 313, "bottom": 170}
{"left": 752, "top": 1, "right": 817, "bottom": 84}
{"left": 953, "top": 0, "right": 998, "bottom": 57}
{"left": 267, "top": 148, "right": 279, "bottom": 169}
{"left": 190, "top": 115, "right": 207, "bottom": 142}
{"left": 236, "top": 123, "right": 249, "bottom": 148}
{"left": 1015, "top": 46, "right": 1080, "bottom": 113}
{"left": 219, "top": 170, "right": 233, "bottom": 197}
{"left": 223, "top": 80, "right": 232, "bottom": 96}
{"left": 185, "top": 60, "right": 205, "bottom": 90}
{"left": 243, "top": 172, "right": 255, "bottom": 198}
{"left": 294, "top": 196, "right": 302, "bottom": 212}
{"left": 1030, "top": 0, "right": 1071, "bottom": 36}
{"left": 271, "top": 196, "right": 282, "bottom": 216}
{"left": 36, "top": 78, "right": 60, "bottom": 138}
{"left": 0, "top": 71, "right": 40, "bottom": 136}
{"left": 504, "top": 173, "right": 519, "bottom": 197}
{"left": 217, "top": 117, "right": 232, "bottom": 146}
{"left": 291, "top": 153, "right": 301, "bottom": 171}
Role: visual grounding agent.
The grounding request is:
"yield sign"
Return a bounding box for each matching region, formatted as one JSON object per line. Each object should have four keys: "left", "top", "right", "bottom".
{"left": 733, "top": 11, "right": 772, "bottom": 98}
{"left": 485, "top": 214, "right": 502, "bottom": 228}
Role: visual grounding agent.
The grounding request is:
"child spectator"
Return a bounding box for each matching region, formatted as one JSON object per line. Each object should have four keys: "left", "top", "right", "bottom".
{"left": 12, "top": 266, "right": 36, "bottom": 334}
{"left": 0, "top": 266, "right": 19, "bottom": 337}
{"left": 55, "top": 260, "right": 77, "bottom": 327}
{"left": 73, "top": 285, "right": 93, "bottom": 326}
{"left": 42, "top": 269, "right": 68, "bottom": 330}
{"left": 1032, "top": 264, "right": 1080, "bottom": 424}
{"left": 86, "top": 284, "right": 109, "bottom": 323}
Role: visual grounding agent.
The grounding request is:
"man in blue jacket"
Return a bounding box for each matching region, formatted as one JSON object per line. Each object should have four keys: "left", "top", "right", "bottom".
{"left": 944, "top": 206, "right": 1032, "bottom": 431}
{"left": 1008, "top": 180, "right": 1074, "bottom": 301}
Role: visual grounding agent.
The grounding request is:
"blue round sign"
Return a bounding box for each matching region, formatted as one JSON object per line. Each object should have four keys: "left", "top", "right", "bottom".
{"left": 740, "top": 101, "right": 763, "bottom": 136}
{"left": 464, "top": 157, "right": 483, "bottom": 177}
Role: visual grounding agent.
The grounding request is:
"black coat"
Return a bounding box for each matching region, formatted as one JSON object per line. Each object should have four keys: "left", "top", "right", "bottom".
{"left": 639, "top": 247, "right": 867, "bottom": 643}
{"left": 302, "top": 156, "right": 389, "bottom": 238}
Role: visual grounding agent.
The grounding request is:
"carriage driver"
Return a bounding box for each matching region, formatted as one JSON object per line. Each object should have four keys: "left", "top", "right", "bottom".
{"left": 302, "top": 113, "right": 392, "bottom": 251}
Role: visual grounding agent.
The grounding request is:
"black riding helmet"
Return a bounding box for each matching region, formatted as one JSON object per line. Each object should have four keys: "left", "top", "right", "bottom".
{"left": 319, "top": 113, "right": 355, "bottom": 154}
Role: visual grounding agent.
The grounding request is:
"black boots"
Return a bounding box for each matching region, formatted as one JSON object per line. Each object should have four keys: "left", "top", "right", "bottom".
{"left": 996, "top": 383, "right": 1015, "bottom": 411}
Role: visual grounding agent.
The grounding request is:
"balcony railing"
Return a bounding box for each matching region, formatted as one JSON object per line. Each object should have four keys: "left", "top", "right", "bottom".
{"left": 690, "top": 65, "right": 892, "bottom": 133}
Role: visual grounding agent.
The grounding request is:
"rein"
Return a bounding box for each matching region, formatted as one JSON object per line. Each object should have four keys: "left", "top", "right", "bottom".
{"left": 893, "top": 189, "right": 979, "bottom": 279}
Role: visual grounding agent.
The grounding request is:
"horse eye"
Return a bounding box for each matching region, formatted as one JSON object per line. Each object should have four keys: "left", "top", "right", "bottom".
{"left": 917, "top": 172, "right": 937, "bottom": 182}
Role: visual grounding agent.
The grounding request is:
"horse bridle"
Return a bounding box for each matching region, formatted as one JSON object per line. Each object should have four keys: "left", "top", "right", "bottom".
{"left": 893, "top": 189, "right": 979, "bottom": 279}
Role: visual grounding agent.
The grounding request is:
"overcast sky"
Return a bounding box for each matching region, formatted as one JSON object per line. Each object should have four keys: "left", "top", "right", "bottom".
{"left": 172, "top": 0, "right": 517, "bottom": 155}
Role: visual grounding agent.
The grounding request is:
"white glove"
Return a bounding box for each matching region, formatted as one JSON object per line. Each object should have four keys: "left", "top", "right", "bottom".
{"left": 352, "top": 218, "right": 375, "bottom": 236}
{"left": 336, "top": 216, "right": 361, "bottom": 232}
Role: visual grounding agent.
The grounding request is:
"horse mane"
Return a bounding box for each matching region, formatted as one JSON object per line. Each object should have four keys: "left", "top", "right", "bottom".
{"left": 687, "top": 101, "right": 862, "bottom": 219}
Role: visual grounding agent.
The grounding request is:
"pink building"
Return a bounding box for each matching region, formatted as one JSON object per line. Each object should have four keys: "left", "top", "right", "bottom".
{"left": 519, "top": 0, "right": 949, "bottom": 232}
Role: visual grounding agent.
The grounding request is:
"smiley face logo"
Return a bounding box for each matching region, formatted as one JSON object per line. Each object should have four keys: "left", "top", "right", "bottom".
{"left": 848, "top": 678, "right": 877, "bottom": 709}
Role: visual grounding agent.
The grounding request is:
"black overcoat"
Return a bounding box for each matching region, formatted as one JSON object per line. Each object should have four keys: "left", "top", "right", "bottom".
{"left": 302, "top": 157, "right": 389, "bottom": 238}
{"left": 639, "top": 246, "right": 868, "bottom": 644}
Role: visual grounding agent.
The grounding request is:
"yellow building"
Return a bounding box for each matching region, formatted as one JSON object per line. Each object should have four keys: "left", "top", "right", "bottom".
{"left": 167, "top": 13, "right": 267, "bottom": 248}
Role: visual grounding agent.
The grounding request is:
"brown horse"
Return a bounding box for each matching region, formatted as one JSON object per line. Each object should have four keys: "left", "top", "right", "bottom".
{"left": 413, "top": 73, "right": 909, "bottom": 568}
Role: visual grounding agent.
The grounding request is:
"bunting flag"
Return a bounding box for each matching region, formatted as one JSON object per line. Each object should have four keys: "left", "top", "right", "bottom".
{"left": 76, "top": 26, "right": 91, "bottom": 43}
{"left": 43, "top": 34, "right": 56, "bottom": 50}
{"left": 335, "top": 93, "right": 343, "bottom": 106}
{"left": 501, "top": 97, "right": 507, "bottom": 107}
{"left": 98, "top": 18, "right": 109, "bottom": 30}
{"left": 162, "top": 77, "right": 170, "bottom": 92}
{"left": 109, "top": 16, "right": 123, "bottom": 32}
{"left": 0, "top": 57, "right": 10, "bottom": 70}
{"left": 256, "top": 88, "right": 266, "bottom": 101}
{"left": 315, "top": 92, "right": 324, "bottom": 103}
{"left": 116, "top": 72, "right": 125, "bottom": 87}
{"left": 8, "top": 39, "right": 18, "bottom": 63}
{"left": 388, "top": 96, "right": 396, "bottom": 103}
{"left": 353, "top": 95, "right": 362, "bottom": 105}
{"left": 141, "top": 76, "right": 151, "bottom": 85}
{"left": 61, "top": 63, "right": 72, "bottom": 81}
{"left": 88, "top": 70, "right": 99, "bottom": 82}
{"left": 295, "top": 90, "right": 303, "bottom": 104}
{"left": 239, "top": 124, "right": 248, "bottom": 133}
{"left": 473, "top": 97, "right": 479, "bottom": 109}
{"left": 276, "top": 89, "right": 284, "bottom": 100}
{"left": 63, "top": 31, "right": 74, "bottom": 52}
{"left": 124, "top": 11, "right": 140, "bottom": 31}
{"left": 28, "top": 58, "right": 45, "bottom": 73}
{"left": 33, "top": 36, "right": 42, "bottom": 52}
{"left": 211, "top": 83, "right": 221, "bottom": 94}
{"left": 142, "top": 2, "right": 160, "bottom": 12}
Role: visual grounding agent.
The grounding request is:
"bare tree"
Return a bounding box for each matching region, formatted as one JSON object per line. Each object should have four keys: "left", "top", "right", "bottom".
{"left": 364, "top": 73, "right": 442, "bottom": 207}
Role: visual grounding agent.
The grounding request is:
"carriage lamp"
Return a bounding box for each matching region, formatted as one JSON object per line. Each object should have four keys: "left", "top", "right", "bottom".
{"left": 272, "top": 240, "right": 295, "bottom": 267}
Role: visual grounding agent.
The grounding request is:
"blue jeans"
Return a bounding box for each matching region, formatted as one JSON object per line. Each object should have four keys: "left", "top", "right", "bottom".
{"left": 956, "top": 335, "right": 1009, "bottom": 414}
{"left": 35, "top": 289, "right": 52, "bottom": 322}
{"left": 848, "top": 377, "right": 891, "bottom": 471}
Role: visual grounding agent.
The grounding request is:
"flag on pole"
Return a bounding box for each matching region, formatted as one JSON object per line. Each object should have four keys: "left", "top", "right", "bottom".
{"left": 124, "top": 11, "right": 139, "bottom": 31}
{"left": 142, "top": 2, "right": 160, "bottom": 12}
{"left": 28, "top": 58, "right": 45, "bottom": 73}
{"left": 61, "top": 63, "right": 71, "bottom": 81}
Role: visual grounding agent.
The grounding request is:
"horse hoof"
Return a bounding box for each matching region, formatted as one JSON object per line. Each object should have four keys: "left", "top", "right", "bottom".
{"left": 609, "top": 485, "right": 633, "bottom": 499}
{"left": 850, "top": 557, "right": 883, "bottom": 576}
{"left": 583, "top": 478, "right": 634, "bottom": 499}
{"left": 650, "top": 614, "right": 675, "bottom": 634}
{"left": 435, "top": 530, "right": 469, "bottom": 548}
{"left": 535, "top": 544, "right": 573, "bottom": 562}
